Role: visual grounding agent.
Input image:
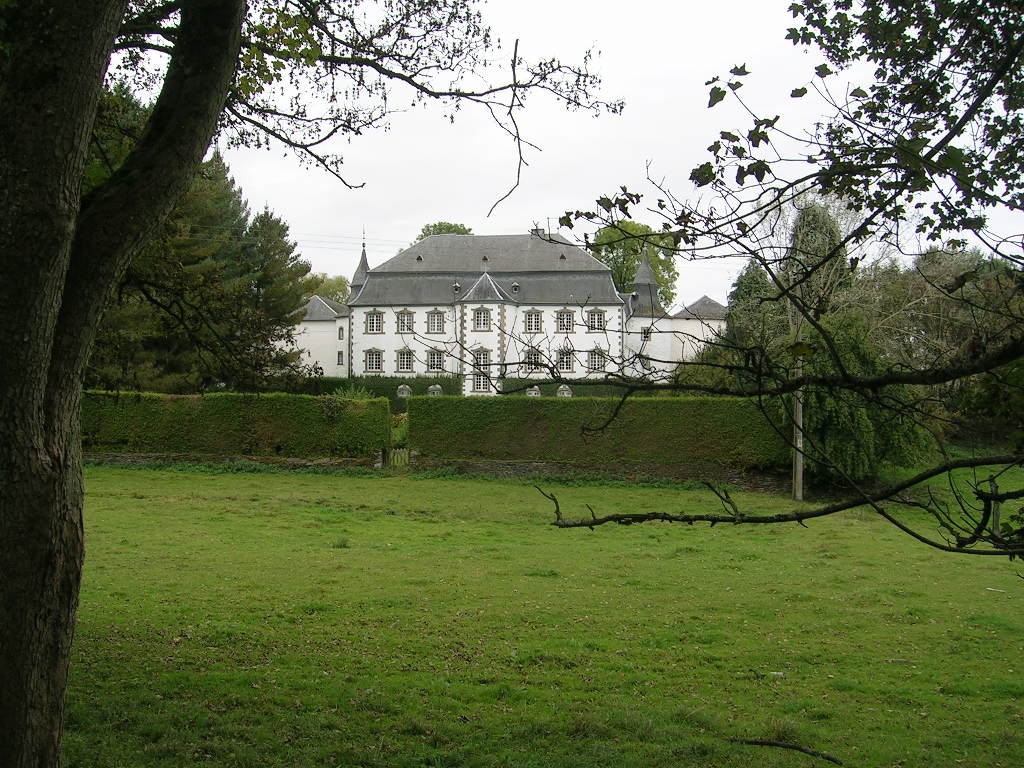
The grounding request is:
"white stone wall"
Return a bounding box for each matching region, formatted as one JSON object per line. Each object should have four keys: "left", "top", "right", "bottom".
{"left": 349, "top": 304, "right": 459, "bottom": 378}
{"left": 623, "top": 315, "right": 677, "bottom": 378}
{"left": 298, "top": 305, "right": 724, "bottom": 390}
{"left": 295, "top": 319, "right": 348, "bottom": 377}
{"left": 500, "top": 303, "right": 625, "bottom": 383}
{"left": 341, "top": 302, "right": 625, "bottom": 394}
{"left": 670, "top": 317, "right": 726, "bottom": 362}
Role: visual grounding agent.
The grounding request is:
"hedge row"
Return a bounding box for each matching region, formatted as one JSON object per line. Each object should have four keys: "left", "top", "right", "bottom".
{"left": 82, "top": 391, "right": 391, "bottom": 458}
{"left": 275, "top": 375, "right": 463, "bottom": 412}
{"left": 407, "top": 396, "right": 789, "bottom": 470}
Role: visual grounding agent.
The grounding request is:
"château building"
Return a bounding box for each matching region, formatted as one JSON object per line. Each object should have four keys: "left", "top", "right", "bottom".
{"left": 296, "top": 230, "right": 726, "bottom": 394}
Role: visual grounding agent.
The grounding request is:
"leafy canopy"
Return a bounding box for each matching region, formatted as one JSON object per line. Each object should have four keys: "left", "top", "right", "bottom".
{"left": 555, "top": 0, "right": 1024, "bottom": 556}
{"left": 590, "top": 221, "right": 679, "bottom": 306}
{"left": 415, "top": 221, "right": 474, "bottom": 242}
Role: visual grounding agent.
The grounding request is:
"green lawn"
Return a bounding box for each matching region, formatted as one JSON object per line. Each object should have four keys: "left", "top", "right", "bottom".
{"left": 65, "top": 465, "right": 1024, "bottom": 767}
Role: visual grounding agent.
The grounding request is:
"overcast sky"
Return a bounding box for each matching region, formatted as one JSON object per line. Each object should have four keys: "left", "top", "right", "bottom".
{"left": 224, "top": 1, "right": 828, "bottom": 309}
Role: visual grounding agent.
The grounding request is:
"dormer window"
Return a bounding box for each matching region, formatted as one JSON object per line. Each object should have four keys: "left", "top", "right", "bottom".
{"left": 511, "top": 281, "right": 520, "bottom": 294}
{"left": 452, "top": 281, "right": 461, "bottom": 294}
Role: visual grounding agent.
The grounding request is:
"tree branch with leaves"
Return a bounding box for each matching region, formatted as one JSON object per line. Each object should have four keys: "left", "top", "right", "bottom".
{"left": 555, "top": 0, "right": 1024, "bottom": 559}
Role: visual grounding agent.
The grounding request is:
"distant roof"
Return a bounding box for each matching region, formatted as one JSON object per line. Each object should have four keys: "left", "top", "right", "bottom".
{"left": 631, "top": 254, "right": 659, "bottom": 287}
{"left": 372, "top": 232, "right": 608, "bottom": 273}
{"left": 675, "top": 295, "right": 727, "bottom": 321}
{"left": 350, "top": 271, "right": 622, "bottom": 307}
{"left": 302, "top": 295, "right": 349, "bottom": 321}
{"left": 348, "top": 232, "right": 623, "bottom": 306}
{"left": 351, "top": 239, "right": 369, "bottom": 288}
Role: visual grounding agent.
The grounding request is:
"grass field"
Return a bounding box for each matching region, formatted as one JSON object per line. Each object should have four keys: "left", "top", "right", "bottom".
{"left": 64, "top": 464, "right": 1024, "bottom": 767}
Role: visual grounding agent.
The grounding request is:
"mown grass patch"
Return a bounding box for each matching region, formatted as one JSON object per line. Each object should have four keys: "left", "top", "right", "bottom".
{"left": 65, "top": 466, "right": 1024, "bottom": 767}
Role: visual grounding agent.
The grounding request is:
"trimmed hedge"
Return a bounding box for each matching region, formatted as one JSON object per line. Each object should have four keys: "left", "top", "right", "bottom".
{"left": 407, "top": 396, "right": 788, "bottom": 470}
{"left": 82, "top": 391, "right": 391, "bottom": 458}
{"left": 275, "top": 375, "right": 463, "bottom": 412}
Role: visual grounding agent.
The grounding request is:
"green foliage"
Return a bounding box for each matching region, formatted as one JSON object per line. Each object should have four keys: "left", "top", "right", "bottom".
{"left": 795, "top": 317, "right": 931, "bottom": 480}
{"left": 786, "top": 201, "right": 849, "bottom": 317}
{"left": 81, "top": 391, "right": 390, "bottom": 458}
{"left": 963, "top": 357, "right": 1024, "bottom": 448}
{"left": 308, "top": 272, "right": 350, "bottom": 303}
{"left": 722, "top": 259, "right": 786, "bottom": 354}
{"left": 697, "top": 224, "right": 933, "bottom": 482}
{"left": 590, "top": 221, "right": 679, "bottom": 306}
{"left": 331, "top": 383, "right": 376, "bottom": 400}
{"left": 391, "top": 412, "right": 409, "bottom": 448}
{"left": 415, "top": 221, "right": 473, "bottom": 242}
{"left": 788, "top": 0, "right": 1024, "bottom": 239}
{"left": 407, "top": 396, "right": 787, "bottom": 469}
{"left": 84, "top": 94, "right": 318, "bottom": 393}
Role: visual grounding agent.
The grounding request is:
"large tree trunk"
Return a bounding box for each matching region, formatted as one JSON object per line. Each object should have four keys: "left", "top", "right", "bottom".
{"left": 0, "top": 2, "right": 246, "bottom": 764}
{"left": 0, "top": 3, "right": 125, "bottom": 765}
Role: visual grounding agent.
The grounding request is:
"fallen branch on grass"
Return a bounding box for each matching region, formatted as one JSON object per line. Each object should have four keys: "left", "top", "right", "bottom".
{"left": 729, "top": 737, "right": 843, "bottom": 765}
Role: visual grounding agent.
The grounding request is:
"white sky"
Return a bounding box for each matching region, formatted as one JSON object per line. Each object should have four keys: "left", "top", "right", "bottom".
{"left": 224, "top": 1, "right": 829, "bottom": 309}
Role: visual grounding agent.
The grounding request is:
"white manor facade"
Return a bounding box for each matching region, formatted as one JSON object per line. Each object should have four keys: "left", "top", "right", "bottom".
{"left": 296, "top": 231, "right": 726, "bottom": 395}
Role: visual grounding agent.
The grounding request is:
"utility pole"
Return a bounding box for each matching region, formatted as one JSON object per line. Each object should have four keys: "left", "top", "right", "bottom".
{"left": 792, "top": 348, "right": 805, "bottom": 502}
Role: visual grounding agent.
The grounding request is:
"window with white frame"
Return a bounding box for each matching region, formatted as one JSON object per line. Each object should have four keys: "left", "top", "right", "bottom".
{"left": 396, "top": 349, "right": 414, "bottom": 372}
{"left": 557, "top": 310, "right": 574, "bottom": 333}
{"left": 337, "top": 351, "right": 344, "bottom": 366}
{"left": 427, "top": 349, "right": 445, "bottom": 372}
{"left": 473, "top": 349, "right": 491, "bottom": 391}
{"left": 337, "top": 326, "right": 345, "bottom": 340}
{"left": 427, "top": 311, "right": 445, "bottom": 334}
{"left": 524, "top": 347, "right": 542, "bottom": 372}
{"left": 587, "top": 349, "right": 606, "bottom": 371}
{"left": 365, "top": 311, "right": 383, "bottom": 334}
{"left": 641, "top": 325, "right": 653, "bottom": 341}
{"left": 397, "top": 312, "right": 414, "bottom": 333}
{"left": 557, "top": 348, "right": 574, "bottom": 372}
{"left": 473, "top": 308, "right": 491, "bottom": 331}
{"left": 524, "top": 310, "right": 542, "bottom": 333}
{"left": 365, "top": 349, "right": 383, "bottom": 373}
{"left": 587, "top": 310, "right": 606, "bottom": 331}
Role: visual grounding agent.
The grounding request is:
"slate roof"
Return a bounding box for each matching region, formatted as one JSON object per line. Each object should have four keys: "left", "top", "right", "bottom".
{"left": 627, "top": 254, "right": 667, "bottom": 318}
{"left": 374, "top": 233, "right": 607, "bottom": 273}
{"left": 674, "top": 295, "right": 727, "bottom": 321}
{"left": 632, "top": 254, "right": 659, "bottom": 287}
{"left": 351, "top": 242, "right": 370, "bottom": 290}
{"left": 349, "top": 233, "right": 623, "bottom": 307}
{"left": 302, "top": 295, "right": 349, "bottom": 321}
{"left": 461, "top": 272, "right": 514, "bottom": 302}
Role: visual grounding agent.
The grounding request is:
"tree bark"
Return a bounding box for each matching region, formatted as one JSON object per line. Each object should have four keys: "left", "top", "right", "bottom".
{"left": 0, "top": 2, "right": 246, "bottom": 765}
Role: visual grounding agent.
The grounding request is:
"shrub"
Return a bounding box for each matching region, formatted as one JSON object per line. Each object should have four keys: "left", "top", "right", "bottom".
{"left": 407, "top": 396, "right": 788, "bottom": 470}
{"left": 82, "top": 391, "right": 391, "bottom": 458}
{"left": 391, "top": 413, "right": 409, "bottom": 448}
